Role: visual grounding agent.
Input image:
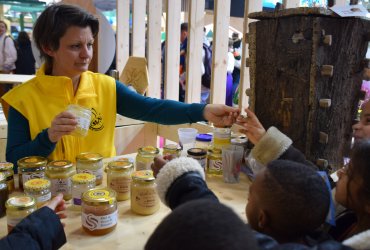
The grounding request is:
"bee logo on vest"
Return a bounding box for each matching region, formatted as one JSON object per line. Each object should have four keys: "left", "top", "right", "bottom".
{"left": 90, "top": 108, "right": 104, "bottom": 131}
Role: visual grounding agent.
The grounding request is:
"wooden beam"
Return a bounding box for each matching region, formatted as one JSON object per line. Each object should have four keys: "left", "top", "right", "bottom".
{"left": 148, "top": 0, "right": 163, "bottom": 99}
{"left": 185, "top": 0, "right": 205, "bottom": 104}
{"left": 116, "top": 0, "right": 130, "bottom": 74}
{"left": 132, "top": 0, "right": 146, "bottom": 57}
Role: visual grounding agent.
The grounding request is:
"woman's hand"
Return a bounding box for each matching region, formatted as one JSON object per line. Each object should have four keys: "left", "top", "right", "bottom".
{"left": 203, "top": 104, "right": 240, "bottom": 127}
{"left": 236, "top": 108, "right": 266, "bottom": 145}
{"left": 47, "top": 111, "right": 78, "bottom": 143}
{"left": 44, "top": 193, "right": 67, "bottom": 226}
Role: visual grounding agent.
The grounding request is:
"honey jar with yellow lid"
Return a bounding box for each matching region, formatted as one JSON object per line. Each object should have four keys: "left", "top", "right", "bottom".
{"left": 71, "top": 173, "right": 96, "bottom": 208}
{"left": 24, "top": 178, "right": 51, "bottom": 208}
{"left": 162, "top": 144, "right": 182, "bottom": 158}
{"left": 46, "top": 160, "right": 76, "bottom": 200}
{"left": 0, "top": 173, "right": 9, "bottom": 217}
{"left": 107, "top": 160, "right": 134, "bottom": 201}
{"left": 0, "top": 162, "right": 14, "bottom": 192}
{"left": 135, "top": 146, "right": 160, "bottom": 171}
{"left": 81, "top": 188, "right": 118, "bottom": 236}
{"left": 6, "top": 195, "right": 37, "bottom": 232}
{"left": 17, "top": 156, "right": 47, "bottom": 191}
{"left": 76, "top": 152, "right": 103, "bottom": 185}
{"left": 131, "top": 170, "right": 160, "bottom": 215}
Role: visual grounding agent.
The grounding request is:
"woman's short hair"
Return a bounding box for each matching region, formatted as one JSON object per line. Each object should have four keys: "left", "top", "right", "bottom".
{"left": 33, "top": 4, "right": 99, "bottom": 71}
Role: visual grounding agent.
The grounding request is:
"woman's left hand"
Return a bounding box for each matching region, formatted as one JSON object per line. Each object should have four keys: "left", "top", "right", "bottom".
{"left": 203, "top": 104, "right": 240, "bottom": 127}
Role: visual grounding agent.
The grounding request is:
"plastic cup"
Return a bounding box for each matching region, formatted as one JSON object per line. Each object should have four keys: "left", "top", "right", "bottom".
{"left": 222, "top": 145, "right": 244, "bottom": 183}
{"left": 178, "top": 128, "right": 198, "bottom": 155}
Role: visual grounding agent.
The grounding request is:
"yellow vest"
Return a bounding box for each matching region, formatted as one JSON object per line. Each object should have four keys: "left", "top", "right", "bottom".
{"left": 3, "top": 64, "right": 117, "bottom": 162}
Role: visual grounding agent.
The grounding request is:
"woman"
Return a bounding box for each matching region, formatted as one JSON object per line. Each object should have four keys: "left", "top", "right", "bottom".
{"left": 2, "top": 4, "right": 239, "bottom": 171}
{"left": 15, "top": 31, "right": 35, "bottom": 75}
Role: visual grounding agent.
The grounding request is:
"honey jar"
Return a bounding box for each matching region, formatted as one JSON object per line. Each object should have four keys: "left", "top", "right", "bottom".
{"left": 76, "top": 152, "right": 103, "bottom": 185}
{"left": 24, "top": 178, "right": 51, "bottom": 208}
{"left": 6, "top": 195, "right": 37, "bottom": 232}
{"left": 0, "top": 162, "right": 14, "bottom": 192}
{"left": 213, "top": 127, "right": 231, "bottom": 149}
{"left": 0, "top": 173, "right": 9, "bottom": 217}
{"left": 71, "top": 173, "right": 96, "bottom": 208}
{"left": 131, "top": 170, "right": 160, "bottom": 215}
{"left": 46, "top": 160, "right": 75, "bottom": 200}
{"left": 107, "top": 160, "right": 134, "bottom": 201}
{"left": 162, "top": 144, "right": 182, "bottom": 158}
{"left": 17, "top": 156, "right": 47, "bottom": 190}
{"left": 66, "top": 104, "right": 92, "bottom": 137}
{"left": 187, "top": 148, "right": 207, "bottom": 170}
{"left": 135, "top": 146, "right": 160, "bottom": 171}
{"left": 81, "top": 188, "right": 117, "bottom": 236}
{"left": 207, "top": 147, "right": 223, "bottom": 175}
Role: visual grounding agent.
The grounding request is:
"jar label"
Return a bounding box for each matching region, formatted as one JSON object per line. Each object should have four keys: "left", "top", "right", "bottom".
{"left": 77, "top": 116, "right": 90, "bottom": 131}
{"left": 82, "top": 210, "right": 118, "bottom": 231}
{"left": 72, "top": 188, "right": 83, "bottom": 206}
{"left": 135, "top": 161, "right": 151, "bottom": 171}
{"left": 22, "top": 172, "right": 45, "bottom": 185}
{"left": 109, "top": 177, "right": 131, "bottom": 194}
{"left": 132, "top": 189, "right": 158, "bottom": 208}
{"left": 50, "top": 178, "right": 72, "bottom": 195}
{"left": 37, "top": 192, "right": 51, "bottom": 203}
{"left": 77, "top": 168, "right": 103, "bottom": 181}
{"left": 208, "top": 159, "right": 223, "bottom": 172}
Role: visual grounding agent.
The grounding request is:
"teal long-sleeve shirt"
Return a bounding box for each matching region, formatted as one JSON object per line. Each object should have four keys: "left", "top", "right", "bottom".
{"left": 6, "top": 81, "right": 206, "bottom": 171}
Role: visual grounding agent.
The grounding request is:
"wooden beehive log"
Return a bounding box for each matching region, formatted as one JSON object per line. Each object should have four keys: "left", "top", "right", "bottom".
{"left": 319, "top": 132, "right": 329, "bottom": 144}
{"left": 323, "top": 35, "right": 332, "bottom": 46}
{"left": 321, "top": 65, "right": 334, "bottom": 77}
{"left": 245, "top": 33, "right": 249, "bottom": 44}
{"left": 319, "top": 99, "right": 331, "bottom": 108}
{"left": 246, "top": 58, "right": 250, "bottom": 67}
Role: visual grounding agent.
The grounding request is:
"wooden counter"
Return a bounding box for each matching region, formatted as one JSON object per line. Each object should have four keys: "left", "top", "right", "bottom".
{"left": 0, "top": 155, "right": 252, "bottom": 250}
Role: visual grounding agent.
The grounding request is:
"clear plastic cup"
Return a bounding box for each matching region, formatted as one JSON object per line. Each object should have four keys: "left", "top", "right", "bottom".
{"left": 66, "top": 104, "right": 92, "bottom": 137}
{"left": 178, "top": 128, "right": 198, "bottom": 155}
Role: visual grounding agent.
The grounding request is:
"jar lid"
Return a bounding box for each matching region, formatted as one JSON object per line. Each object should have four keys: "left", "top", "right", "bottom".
{"left": 76, "top": 152, "right": 103, "bottom": 163}
{"left": 0, "top": 162, "right": 13, "bottom": 171}
{"left": 67, "top": 104, "right": 92, "bottom": 113}
{"left": 0, "top": 172, "right": 6, "bottom": 182}
{"left": 47, "top": 160, "right": 74, "bottom": 171}
{"left": 82, "top": 188, "right": 116, "bottom": 206}
{"left": 132, "top": 170, "right": 155, "bottom": 182}
{"left": 208, "top": 147, "right": 222, "bottom": 154}
{"left": 24, "top": 178, "right": 51, "bottom": 191}
{"left": 187, "top": 148, "right": 207, "bottom": 156}
{"left": 196, "top": 134, "right": 212, "bottom": 142}
{"left": 18, "top": 156, "right": 47, "bottom": 169}
{"left": 71, "top": 173, "right": 96, "bottom": 184}
{"left": 107, "top": 160, "right": 133, "bottom": 171}
{"left": 139, "top": 146, "right": 160, "bottom": 155}
{"left": 6, "top": 195, "right": 36, "bottom": 210}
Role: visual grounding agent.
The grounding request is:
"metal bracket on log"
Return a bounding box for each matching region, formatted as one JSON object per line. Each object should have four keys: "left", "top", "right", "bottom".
{"left": 321, "top": 30, "right": 332, "bottom": 46}
{"left": 245, "top": 88, "right": 252, "bottom": 97}
{"left": 319, "top": 99, "right": 331, "bottom": 108}
{"left": 321, "top": 65, "right": 334, "bottom": 77}
{"left": 319, "top": 132, "right": 329, "bottom": 144}
{"left": 316, "top": 158, "right": 329, "bottom": 168}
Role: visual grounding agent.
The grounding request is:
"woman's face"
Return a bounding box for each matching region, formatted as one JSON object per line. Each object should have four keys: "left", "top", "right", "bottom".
{"left": 353, "top": 101, "right": 370, "bottom": 141}
{"left": 47, "top": 26, "right": 94, "bottom": 79}
{"left": 0, "top": 23, "right": 7, "bottom": 36}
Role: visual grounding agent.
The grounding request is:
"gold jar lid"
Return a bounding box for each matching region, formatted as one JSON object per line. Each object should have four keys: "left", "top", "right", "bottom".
{"left": 24, "top": 178, "right": 51, "bottom": 191}
{"left": 82, "top": 188, "right": 116, "bottom": 206}
{"left": 76, "top": 152, "right": 103, "bottom": 163}
{"left": 138, "top": 146, "right": 160, "bottom": 156}
{"left": 0, "top": 162, "right": 13, "bottom": 171}
{"left": 132, "top": 170, "right": 155, "bottom": 183}
{"left": 18, "top": 156, "right": 47, "bottom": 171}
{"left": 6, "top": 195, "right": 36, "bottom": 210}
{"left": 47, "top": 160, "right": 74, "bottom": 171}
{"left": 107, "top": 160, "right": 133, "bottom": 172}
{"left": 187, "top": 148, "right": 207, "bottom": 156}
{"left": 163, "top": 144, "right": 181, "bottom": 151}
{"left": 72, "top": 173, "right": 96, "bottom": 184}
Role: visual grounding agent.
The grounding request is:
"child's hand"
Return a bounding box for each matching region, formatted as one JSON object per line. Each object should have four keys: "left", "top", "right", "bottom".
{"left": 151, "top": 156, "right": 169, "bottom": 177}
{"left": 236, "top": 108, "right": 266, "bottom": 145}
{"left": 44, "top": 193, "right": 67, "bottom": 227}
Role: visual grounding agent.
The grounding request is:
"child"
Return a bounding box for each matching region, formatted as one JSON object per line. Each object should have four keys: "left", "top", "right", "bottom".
{"left": 352, "top": 100, "right": 370, "bottom": 142}
{"left": 152, "top": 157, "right": 331, "bottom": 245}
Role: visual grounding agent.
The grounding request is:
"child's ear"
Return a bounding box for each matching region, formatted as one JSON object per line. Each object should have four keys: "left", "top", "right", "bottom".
{"left": 258, "top": 210, "right": 269, "bottom": 230}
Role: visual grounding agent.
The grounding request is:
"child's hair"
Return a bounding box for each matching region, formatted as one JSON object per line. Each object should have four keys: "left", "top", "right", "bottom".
{"left": 347, "top": 139, "right": 370, "bottom": 210}
{"left": 262, "top": 160, "right": 330, "bottom": 240}
{"left": 145, "top": 199, "right": 259, "bottom": 250}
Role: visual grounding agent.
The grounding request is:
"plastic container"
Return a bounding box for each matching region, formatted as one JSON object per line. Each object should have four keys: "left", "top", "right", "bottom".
{"left": 17, "top": 156, "right": 47, "bottom": 191}
{"left": 71, "top": 173, "right": 96, "bottom": 208}
{"left": 76, "top": 152, "right": 104, "bottom": 185}
{"left": 131, "top": 170, "right": 160, "bottom": 215}
{"left": 195, "top": 134, "right": 212, "bottom": 150}
{"left": 135, "top": 146, "right": 160, "bottom": 171}
{"left": 24, "top": 178, "right": 51, "bottom": 208}
{"left": 0, "top": 162, "right": 14, "bottom": 192}
{"left": 187, "top": 148, "right": 207, "bottom": 170}
{"left": 107, "top": 160, "right": 134, "bottom": 201}
{"left": 81, "top": 188, "right": 118, "bottom": 236}
{"left": 6, "top": 195, "right": 37, "bottom": 232}
{"left": 46, "top": 160, "right": 75, "bottom": 200}
{"left": 66, "top": 104, "right": 92, "bottom": 137}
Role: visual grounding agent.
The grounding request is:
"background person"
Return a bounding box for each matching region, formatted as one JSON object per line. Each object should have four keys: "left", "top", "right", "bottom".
{"left": 15, "top": 31, "right": 35, "bottom": 75}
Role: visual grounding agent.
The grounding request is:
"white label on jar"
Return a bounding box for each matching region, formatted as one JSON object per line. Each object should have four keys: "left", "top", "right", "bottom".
{"left": 208, "top": 159, "right": 223, "bottom": 171}
{"left": 135, "top": 161, "right": 151, "bottom": 171}
{"left": 133, "top": 189, "right": 157, "bottom": 208}
{"left": 77, "top": 116, "right": 90, "bottom": 131}
{"left": 50, "top": 178, "right": 72, "bottom": 195}
{"left": 7, "top": 217, "right": 23, "bottom": 227}
{"left": 82, "top": 210, "right": 118, "bottom": 231}
{"left": 37, "top": 192, "right": 52, "bottom": 203}
{"left": 109, "top": 177, "right": 131, "bottom": 194}
{"left": 77, "top": 168, "right": 103, "bottom": 181}
{"left": 22, "top": 172, "right": 45, "bottom": 184}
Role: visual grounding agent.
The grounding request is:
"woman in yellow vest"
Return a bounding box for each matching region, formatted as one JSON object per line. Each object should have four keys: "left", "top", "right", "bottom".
{"left": 2, "top": 4, "right": 239, "bottom": 171}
